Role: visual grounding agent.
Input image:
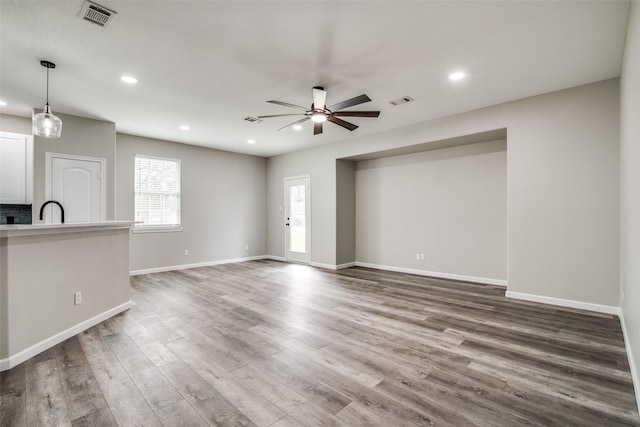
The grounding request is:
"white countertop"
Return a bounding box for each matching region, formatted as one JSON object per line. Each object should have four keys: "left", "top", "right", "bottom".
{"left": 0, "top": 221, "right": 137, "bottom": 238}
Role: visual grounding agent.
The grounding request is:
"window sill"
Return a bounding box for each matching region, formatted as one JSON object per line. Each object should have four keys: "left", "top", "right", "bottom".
{"left": 132, "top": 226, "right": 183, "bottom": 234}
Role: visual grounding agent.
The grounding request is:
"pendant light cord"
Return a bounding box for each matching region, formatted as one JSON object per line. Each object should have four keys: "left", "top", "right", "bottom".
{"left": 45, "top": 66, "right": 50, "bottom": 106}
{"left": 39, "top": 60, "right": 56, "bottom": 108}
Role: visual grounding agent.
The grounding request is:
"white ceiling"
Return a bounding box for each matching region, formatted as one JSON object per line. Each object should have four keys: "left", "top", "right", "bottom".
{"left": 0, "top": 1, "right": 630, "bottom": 157}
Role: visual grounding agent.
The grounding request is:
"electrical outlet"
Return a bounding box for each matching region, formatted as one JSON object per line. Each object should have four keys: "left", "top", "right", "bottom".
{"left": 622, "top": 286, "right": 626, "bottom": 300}
{"left": 184, "top": 249, "right": 189, "bottom": 256}
{"left": 74, "top": 291, "right": 82, "bottom": 305}
{"left": 245, "top": 244, "right": 249, "bottom": 251}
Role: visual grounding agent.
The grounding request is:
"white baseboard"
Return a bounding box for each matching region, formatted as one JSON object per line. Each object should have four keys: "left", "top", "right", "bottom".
{"left": 505, "top": 290, "right": 620, "bottom": 315}
{"left": 309, "top": 261, "right": 334, "bottom": 269}
{"left": 336, "top": 262, "right": 357, "bottom": 270}
{"left": 130, "top": 255, "right": 269, "bottom": 275}
{"left": 0, "top": 301, "right": 131, "bottom": 372}
{"left": 309, "top": 261, "right": 356, "bottom": 270}
{"left": 619, "top": 310, "right": 640, "bottom": 416}
{"left": 355, "top": 262, "right": 508, "bottom": 287}
{"left": 304, "top": 262, "right": 329, "bottom": 270}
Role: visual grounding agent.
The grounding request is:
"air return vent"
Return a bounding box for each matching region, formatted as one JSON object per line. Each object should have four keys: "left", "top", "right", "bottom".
{"left": 78, "top": 1, "right": 117, "bottom": 28}
{"left": 389, "top": 96, "right": 414, "bottom": 106}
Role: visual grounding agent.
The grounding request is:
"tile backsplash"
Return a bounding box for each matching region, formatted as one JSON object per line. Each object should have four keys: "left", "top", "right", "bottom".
{"left": 0, "top": 204, "right": 32, "bottom": 224}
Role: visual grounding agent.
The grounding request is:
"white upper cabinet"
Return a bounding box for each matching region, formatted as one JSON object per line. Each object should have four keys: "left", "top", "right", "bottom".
{"left": 0, "top": 132, "right": 33, "bottom": 204}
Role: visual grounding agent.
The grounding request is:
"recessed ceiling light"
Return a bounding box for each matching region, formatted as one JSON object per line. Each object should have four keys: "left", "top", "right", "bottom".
{"left": 180, "top": 125, "right": 190, "bottom": 131}
{"left": 449, "top": 71, "right": 466, "bottom": 81}
{"left": 0, "top": 100, "right": 7, "bottom": 106}
{"left": 121, "top": 75, "right": 138, "bottom": 84}
{"left": 247, "top": 139, "right": 256, "bottom": 144}
{"left": 292, "top": 125, "right": 303, "bottom": 130}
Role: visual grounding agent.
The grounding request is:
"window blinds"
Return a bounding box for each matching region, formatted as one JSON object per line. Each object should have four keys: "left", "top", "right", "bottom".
{"left": 134, "top": 155, "right": 180, "bottom": 227}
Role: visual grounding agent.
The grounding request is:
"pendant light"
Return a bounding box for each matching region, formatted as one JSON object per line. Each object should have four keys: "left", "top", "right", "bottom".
{"left": 33, "top": 60, "right": 62, "bottom": 138}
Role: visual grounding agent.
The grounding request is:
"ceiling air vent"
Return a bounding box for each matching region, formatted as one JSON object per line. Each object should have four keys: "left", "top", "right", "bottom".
{"left": 78, "top": 1, "right": 117, "bottom": 28}
{"left": 244, "top": 116, "right": 263, "bottom": 123}
{"left": 389, "top": 96, "right": 414, "bottom": 106}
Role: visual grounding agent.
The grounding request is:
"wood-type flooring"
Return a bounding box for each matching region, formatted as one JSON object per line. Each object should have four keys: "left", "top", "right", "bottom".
{"left": 1, "top": 260, "right": 639, "bottom": 426}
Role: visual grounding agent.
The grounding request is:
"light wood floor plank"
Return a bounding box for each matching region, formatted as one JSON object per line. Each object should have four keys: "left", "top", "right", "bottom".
{"left": 25, "top": 359, "right": 72, "bottom": 427}
{"left": 77, "top": 328, "right": 160, "bottom": 426}
{"left": 232, "top": 364, "right": 347, "bottom": 427}
{"left": 166, "top": 339, "right": 286, "bottom": 427}
{"left": 153, "top": 399, "right": 209, "bottom": 427}
{"left": 157, "top": 359, "right": 257, "bottom": 427}
{"left": 0, "top": 362, "right": 26, "bottom": 427}
{"left": 70, "top": 407, "right": 118, "bottom": 427}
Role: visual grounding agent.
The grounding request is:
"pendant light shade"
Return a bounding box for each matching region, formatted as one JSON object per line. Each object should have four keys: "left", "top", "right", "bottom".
{"left": 33, "top": 60, "right": 62, "bottom": 138}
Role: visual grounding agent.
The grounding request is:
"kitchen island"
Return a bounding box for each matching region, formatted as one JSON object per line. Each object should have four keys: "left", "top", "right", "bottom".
{"left": 0, "top": 221, "right": 134, "bottom": 370}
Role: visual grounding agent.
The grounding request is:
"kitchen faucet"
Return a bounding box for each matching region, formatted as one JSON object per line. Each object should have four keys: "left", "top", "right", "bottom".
{"left": 39, "top": 200, "right": 65, "bottom": 223}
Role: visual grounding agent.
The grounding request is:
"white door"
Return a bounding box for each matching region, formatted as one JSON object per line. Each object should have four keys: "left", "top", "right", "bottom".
{"left": 45, "top": 153, "right": 105, "bottom": 223}
{"left": 285, "top": 175, "right": 311, "bottom": 263}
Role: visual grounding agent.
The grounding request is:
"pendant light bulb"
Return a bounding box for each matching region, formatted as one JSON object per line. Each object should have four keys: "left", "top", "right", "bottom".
{"left": 33, "top": 60, "right": 62, "bottom": 138}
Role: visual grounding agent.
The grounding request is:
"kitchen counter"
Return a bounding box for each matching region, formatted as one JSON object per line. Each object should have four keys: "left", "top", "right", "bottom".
{"left": 0, "top": 220, "right": 136, "bottom": 237}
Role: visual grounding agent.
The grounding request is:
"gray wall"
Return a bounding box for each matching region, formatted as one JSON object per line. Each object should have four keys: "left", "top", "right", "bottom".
{"left": 0, "top": 114, "right": 31, "bottom": 134}
{"left": 506, "top": 82, "right": 619, "bottom": 306}
{"left": 267, "top": 79, "right": 620, "bottom": 307}
{"left": 32, "top": 113, "right": 117, "bottom": 222}
{"left": 336, "top": 160, "right": 356, "bottom": 266}
{"left": 355, "top": 140, "right": 507, "bottom": 282}
{"left": 116, "top": 134, "right": 267, "bottom": 272}
{"left": 267, "top": 149, "right": 338, "bottom": 265}
{"left": 620, "top": 0, "right": 640, "bottom": 409}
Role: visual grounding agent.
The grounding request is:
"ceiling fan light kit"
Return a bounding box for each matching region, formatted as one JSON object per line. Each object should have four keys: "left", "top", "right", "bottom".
{"left": 311, "top": 112, "right": 327, "bottom": 123}
{"left": 33, "top": 60, "right": 63, "bottom": 138}
{"left": 257, "top": 86, "right": 380, "bottom": 135}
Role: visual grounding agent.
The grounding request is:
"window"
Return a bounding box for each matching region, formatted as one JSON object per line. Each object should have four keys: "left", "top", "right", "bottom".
{"left": 134, "top": 155, "right": 181, "bottom": 232}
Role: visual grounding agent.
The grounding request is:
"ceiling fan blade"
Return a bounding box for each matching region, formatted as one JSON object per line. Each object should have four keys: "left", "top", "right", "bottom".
{"left": 314, "top": 122, "right": 323, "bottom": 135}
{"left": 328, "top": 116, "right": 358, "bottom": 131}
{"left": 277, "top": 117, "right": 310, "bottom": 132}
{"left": 333, "top": 110, "right": 380, "bottom": 118}
{"left": 328, "top": 94, "right": 371, "bottom": 112}
{"left": 267, "top": 100, "right": 309, "bottom": 112}
{"left": 257, "top": 113, "right": 306, "bottom": 119}
{"left": 312, "top": 87, "right": 327, "bottom": 110}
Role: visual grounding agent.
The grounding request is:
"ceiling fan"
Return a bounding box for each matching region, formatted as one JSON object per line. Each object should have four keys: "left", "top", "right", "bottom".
{"left": 257, "top": 86, "right": 380, "bottom": 135}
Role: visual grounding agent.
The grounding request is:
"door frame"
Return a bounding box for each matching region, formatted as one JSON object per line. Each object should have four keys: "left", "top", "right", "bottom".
{"left": 45, "top": 152, "right": 107, "bottom": 223}
{"left": 284, "top": 174, "right": 311, "bottom": 264}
